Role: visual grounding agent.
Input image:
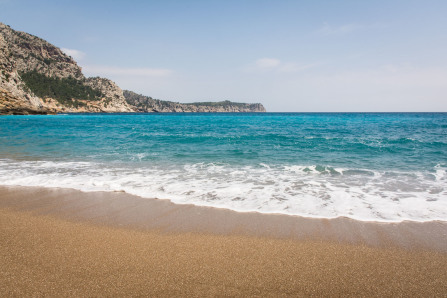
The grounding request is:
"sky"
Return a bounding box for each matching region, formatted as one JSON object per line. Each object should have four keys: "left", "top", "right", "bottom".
{"left": 1, "top": 0, "right": 447, "bottom": 112}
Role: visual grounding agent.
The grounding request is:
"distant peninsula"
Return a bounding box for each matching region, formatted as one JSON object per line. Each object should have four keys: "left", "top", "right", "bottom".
{"left": 0, "top": 23, "right": 266, "bottom": 115}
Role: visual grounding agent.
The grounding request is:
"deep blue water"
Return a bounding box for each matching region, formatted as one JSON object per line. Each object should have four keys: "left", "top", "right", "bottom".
{"left": 0, "top": 113, "right": 446, "bottom": 222}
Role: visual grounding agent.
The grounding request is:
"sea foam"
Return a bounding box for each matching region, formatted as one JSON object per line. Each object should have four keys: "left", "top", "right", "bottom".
{"left": 1, "top": 113, "right": 446, "bottom": 222}
{"left": 1, "top": 158, "right": 446, "bottom": 222}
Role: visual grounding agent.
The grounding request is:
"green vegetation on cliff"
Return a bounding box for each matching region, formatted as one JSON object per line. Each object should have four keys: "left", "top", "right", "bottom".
{"left": 1, "top": 22, "right": 265, "bottom": 113}
{"left": 123, "top": 90, "right": 266, "bottom": 112}
{"left": 184, "top": 100, "right": 248, "bottom": 107}
{"left": 20, "top": 71, "right": 104, "bottom": 107}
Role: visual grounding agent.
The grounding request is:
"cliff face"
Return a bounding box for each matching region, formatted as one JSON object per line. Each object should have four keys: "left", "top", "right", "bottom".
{"left": 123, "top": 90, "right": 266, "bottom": 113}
{"left": 0, "top": 22, "right": 132, "bottom": 114}
{"left": 0, "top": 87, "right": 52, "bottom": 115}
{"left": 0, "top": 22, "right": 266, "bottom": 114}
{"left": 0, "top": 30, "right": 46, "bottom": 113}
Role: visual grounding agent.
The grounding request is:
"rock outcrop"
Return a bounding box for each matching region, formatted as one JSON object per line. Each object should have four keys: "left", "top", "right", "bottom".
{"left": 0, "top": 22, "right": 266, "bottom": 114}
{"left": 0, "top": 22, "right": 133, "bottom": 114}
{"left": 123, "top": 90, "right": 266, "bottom": 113}
{"left": 0, "top": 87, "right": 56, "bottom": 115}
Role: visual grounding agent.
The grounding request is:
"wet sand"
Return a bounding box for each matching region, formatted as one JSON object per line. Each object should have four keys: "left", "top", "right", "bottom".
{"left": 1, "top": 186, "right": 447, "bottom": 296}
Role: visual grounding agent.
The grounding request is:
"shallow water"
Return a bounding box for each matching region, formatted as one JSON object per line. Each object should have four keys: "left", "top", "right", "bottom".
{"left": 1, "top": 112, "right": 446, "bottom": 222}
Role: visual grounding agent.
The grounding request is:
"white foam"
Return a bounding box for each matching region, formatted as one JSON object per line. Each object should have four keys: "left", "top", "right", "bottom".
{"left": 0, "top": 158, "right": 446, "bottom": 222}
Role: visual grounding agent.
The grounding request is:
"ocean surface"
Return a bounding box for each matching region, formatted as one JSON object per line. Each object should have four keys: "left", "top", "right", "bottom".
{"left": 0, "top": 113, "right": 446, "bottom": 222}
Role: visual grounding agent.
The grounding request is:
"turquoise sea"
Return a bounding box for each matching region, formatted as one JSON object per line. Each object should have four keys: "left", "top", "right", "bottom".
{"left": 0, "top": 113, "right": 446, "bottom": 222}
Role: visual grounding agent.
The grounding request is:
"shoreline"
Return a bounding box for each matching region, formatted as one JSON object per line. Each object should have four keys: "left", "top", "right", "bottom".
{"left": 1, "top": 185, "right": 447, "bottom": 296}
{"left": 1, "top": 185, "right": 446, "bottom": 252}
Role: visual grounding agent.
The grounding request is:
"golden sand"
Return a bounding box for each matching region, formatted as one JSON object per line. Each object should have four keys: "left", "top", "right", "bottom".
{"left": 1, "top": 186, "right": 447, "bottom": 296}
{"left": 1, "top": 207, "right": 446, "bottom": 297}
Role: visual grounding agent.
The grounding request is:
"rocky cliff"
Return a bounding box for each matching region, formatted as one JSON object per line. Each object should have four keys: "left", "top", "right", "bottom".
{"left": 123, "top": 90, "right": 266, "bottom": 113}
{"left": 0, "top": 22, "right": 265, "bottom": 114}
{"left": 0, "top": 22, "right": 132, "bottom": 114}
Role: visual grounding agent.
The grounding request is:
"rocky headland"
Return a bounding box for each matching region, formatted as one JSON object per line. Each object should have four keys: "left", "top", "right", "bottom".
{"left": 123, "top": 90, "right": 266, "bottom": 113}
{"left": 0, "top": 22, "right": 265, "bottom": 115}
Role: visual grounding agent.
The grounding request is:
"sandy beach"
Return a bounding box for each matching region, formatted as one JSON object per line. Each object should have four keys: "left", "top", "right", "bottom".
{"left": 1, "top": 186, "right": 447, "bottom": 296}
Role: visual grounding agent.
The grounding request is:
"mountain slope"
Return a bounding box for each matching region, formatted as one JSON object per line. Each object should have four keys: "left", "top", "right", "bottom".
{"left": 123, "top": 90, "right": 266, "bottom": 113}
{"left": 0, "top": 22, "right": 132, "bottom": 114}
{"left": 0, "top": 22, "right": 265, "bottom": 114}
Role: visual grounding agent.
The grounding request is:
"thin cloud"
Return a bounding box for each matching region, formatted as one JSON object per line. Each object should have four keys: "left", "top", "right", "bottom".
{"left": 247, "top": 58, "right": 321, "bottom": 73}
{"left": 83, "top": 65, "right": 174, "bottom": 77}
{"left": 333, "top": 64, "right": 447, "bottom": 88}
{"left": 278, "top": 62, "right": 323, "bottom": 73}
{"left": 316, "top": 22, "right": 388, "bottom": 36}
{"left": 270, "top": 64, "right": 447, "bottom": 111}
{"left": 255, "top": 58, "right": 281, "bottom": 69}
{"left": 317, "top": 23, "right": 361, "bottom": 35}
{"left": 61, "top": 48, "right": 86, "bottom": 61}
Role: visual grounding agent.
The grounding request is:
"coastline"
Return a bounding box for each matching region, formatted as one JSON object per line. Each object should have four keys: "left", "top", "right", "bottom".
{"left": 1, "top": 186, "right": 447, "bottom": 296}
{"left": 1, "top": 185, "right": 446, "bottom": 251}
{"left": 0, "top": 186, "right": 447, "bottom": 297}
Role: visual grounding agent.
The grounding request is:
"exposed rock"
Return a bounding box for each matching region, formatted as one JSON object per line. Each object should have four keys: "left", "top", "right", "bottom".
{"left": 85, "top": 77, "right": 132, "bottom": 112}
{"left": 0, "top": 32, "right": 44, "bottom": 110}
{"left": 0, "top": 22, "right": 132, "bottom": 114}
{"left": 0, "top": 22, "right": 266, "bottom": 114}
{"left": 123, "top": 90, "right": 266, "bottom": 113}
{"left": 0, "top": 87, "right": 56, "bottom": 114}
{"left": 0, "top": 23, "right": 82, "bottom": 80}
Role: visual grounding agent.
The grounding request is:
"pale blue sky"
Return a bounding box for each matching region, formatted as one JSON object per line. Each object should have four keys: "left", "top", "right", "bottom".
{"left": 1, "top": 0, "right": 447, "bottom": 111}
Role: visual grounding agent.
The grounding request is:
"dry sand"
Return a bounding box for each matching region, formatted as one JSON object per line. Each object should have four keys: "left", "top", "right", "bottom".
{"left": 1, "top": 186, "right": 447, "bottom": 296}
